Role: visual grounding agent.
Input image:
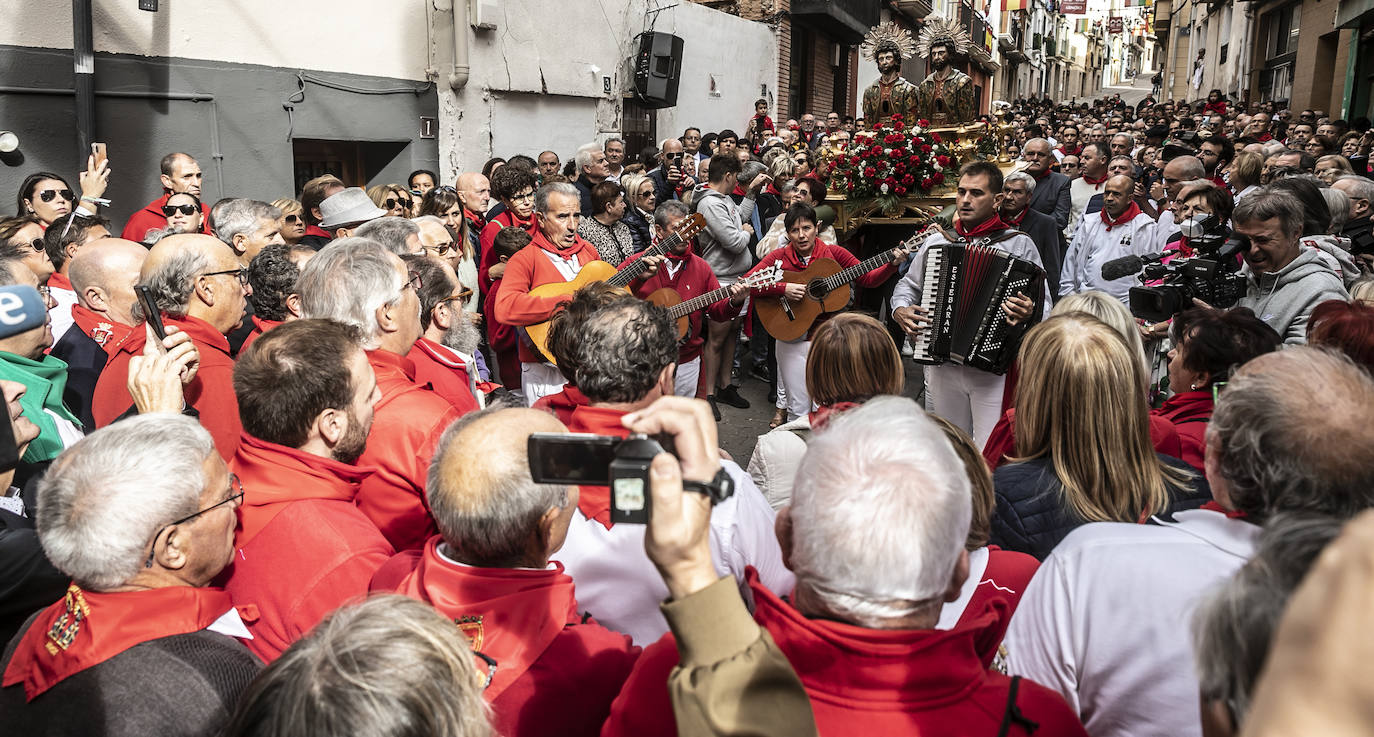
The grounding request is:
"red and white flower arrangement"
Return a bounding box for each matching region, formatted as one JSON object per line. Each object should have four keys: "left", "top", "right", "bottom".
{"left": 824, "top": 114, "right": 960, "bottom": 207}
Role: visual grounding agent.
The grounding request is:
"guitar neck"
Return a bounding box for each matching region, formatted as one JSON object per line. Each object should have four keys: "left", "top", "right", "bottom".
{"left": 821, "top": 252, "right": 893, "bottom": 292}
{"left": 668, "top": 284, "right": 735, "bottom": 319}
{"left": 608, "top": 232, "right": 681, "bottom": 287}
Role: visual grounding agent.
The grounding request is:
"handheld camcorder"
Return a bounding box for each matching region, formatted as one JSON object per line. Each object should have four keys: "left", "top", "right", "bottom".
{"left": 1100, "top": 214, "right": 1249, "bottom": 323}
{"left": 527, "top": 432, "right": 734, "bottom": 525}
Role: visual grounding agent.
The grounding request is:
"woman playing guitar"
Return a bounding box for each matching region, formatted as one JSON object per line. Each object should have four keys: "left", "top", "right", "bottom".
{"left": 746, "top": 202, "right": 910, "bottom": 421}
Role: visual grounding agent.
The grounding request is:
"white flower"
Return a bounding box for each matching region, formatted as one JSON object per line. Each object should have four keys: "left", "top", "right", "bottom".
{"left": 884, "top": 149, "right": 892, "bottom": 156}
{"left": 880, "top": 183, "right": 890, "bottom": 194}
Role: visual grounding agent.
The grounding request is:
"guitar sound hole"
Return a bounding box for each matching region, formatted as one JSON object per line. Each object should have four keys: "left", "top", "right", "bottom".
{"left": 806, "top": 280, "right": 829, "bottom": 300}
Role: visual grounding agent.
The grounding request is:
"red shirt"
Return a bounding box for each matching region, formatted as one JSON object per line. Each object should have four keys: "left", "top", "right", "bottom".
{"left": 564, "top": 404, "right": 631, "bottom": 528}
{"left": 982, "top": 408, "right": 1184, "bottom": 470}
{"left": 370, "top": 538, "right": 639, "bottom": 737}
{"left": 92, "top": 314, "right": 242, "bottom": 460}
{"left": 119, "top": 193, "right": 212, "bottom": 243}
{"left": 223, "top": 434, "right": 393, "bottom": 662}
{"left": 626, "top": 247, "right": 733, "bottom": 363}
{"left": 748, "top": 239, "right": 897, "bottom": 337}
{"left": 492, "top": 230, "right": 601, "bottom": 364}
{"left": 239, "top": 315, "right": 281, "bottom": 355}
{"left": 1150, "top": 390, "right": 1212, "bottom": 472}
{"left": 356, "top": 349, "right": 461, "bottom": 551}
{"left": 602, "top": 571, "right": 1087, "bottom": 737}
{"left": 531, "top": 384, "right": 589, "bottom": 425}
{"left": 406, "top": 337, "right": 481, "bottom": 414}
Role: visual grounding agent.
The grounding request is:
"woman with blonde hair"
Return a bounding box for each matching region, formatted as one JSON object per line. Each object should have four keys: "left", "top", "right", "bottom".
{"left": 272, "top": 198, "right": 306, "bottom": 246}
{"left": 366, "top": 183, "right": 413, "bottom": 218}
{"left": 989, "top": 314, "right": 1206, "bottom": 559}
{"left": 1228, "top": 150, "right": 1263, "bottom": 201}
{"left": 748, "top": 311, "right": 903, "bottom": 509}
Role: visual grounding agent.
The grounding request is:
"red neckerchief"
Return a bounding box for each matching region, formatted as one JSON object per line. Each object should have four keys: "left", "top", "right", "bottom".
{"left": 1200, "top": 501, "right": 1249, "bottom": 519}
{"left": 494, "top": 210, "right": 535, "bottom": 232}
{"left": 230, "top": 432, "right": 377, "bottom": 548}
{"left": 807, "top": 401, "right": 859, "bottom": 431}
{"left": 1002, "top": 207, "right": 1028, "bottom": 227}
{"left": 764, "top": 182, "right": 781, "bottom": 197}
{"left": 70, "top": 304, "right": 134, "bottom": 351}
{"left": 48, "top": 272, "right": 73, "bottom": 293}
{"left": 1030, "top": 168, "right": 1052, "bottom": 181}
{"left": 529, "top": 228, "right": 595, "bottom": 262}
{"left": 954, "top": 214, "right": 1009, "bottom": 240}
{"left": 664, "top": 243, "right": 694, "bottom": 262}
{"left": 1257, "top": 132, "right": 1273, "bottom": 142}
{"left": 249, "top": 315, "right": 281, "bottom": 337}
{"left": 565, "top": 405, "right": 632, "bottom": 528}
{"left": 463, "top": 208, "right": 487, "bottom": 231}
{"left": 1101, "top": 201, "right": 1142, "bottom": 231}
{"left": 532, "top": 384, "right": 590, "bottom": 425}
{"left": 1082, "top": 171, "right": 1108, "bottom": 187}
{"left": 1057, "top": 144, "right": 1082, "bottom": 157}
{"left": 2, "top": 584, "right": 252, "bottom": 700}
{"left": 390, "top": 537, "right": 577, "bottom": 699}
{"left": 731, "top": 185, "right": 747, "bottom": 197}
{"left": 304, "top": 224, "right": 332, "bottom": 239}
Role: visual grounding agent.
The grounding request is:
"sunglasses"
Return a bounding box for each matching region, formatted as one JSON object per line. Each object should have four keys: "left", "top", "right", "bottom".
{"left": 384, "top": 198, "right": 412, "bottom": 210}
{"left": 38, "top": 189, "right": 74, "bottom": 203}
{"left": 162, "top": 204, "right": 199, "bottom": 217}
{"left": 283, "top": 214, "right": 303, "bottom": 224}
{"left": 24, "top": 239, "right": 45, "bottom": 254}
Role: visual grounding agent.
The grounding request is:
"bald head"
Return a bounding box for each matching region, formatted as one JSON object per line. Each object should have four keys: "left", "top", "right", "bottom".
{"left": 1163, "top": 156, "right": 1205, "bottom": 200}
{"left": 425, "top": 407, "right": 574, "bottom": 568}
{"left": 454, "top": 172, "right": 490, "bottom": 214}
{"left": 69, "top": 238, "right": 147, "bottom": 326}
{"left": 141, "top": 233, "right": 247, "bottom": 333}
{"left": 1208, "top": 347, "right": 1374, "bottom": 523}
{"left": 1103, "top": 175, "right": 1136, "bottom": 217}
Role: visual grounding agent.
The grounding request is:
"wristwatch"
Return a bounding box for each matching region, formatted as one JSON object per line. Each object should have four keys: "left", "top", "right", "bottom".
{"left": 681, "top": 468, "right": 734, "bottom": 505}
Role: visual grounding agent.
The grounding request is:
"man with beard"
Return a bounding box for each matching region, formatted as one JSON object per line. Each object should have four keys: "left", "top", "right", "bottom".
{"left": 860, "top": 22, "right": 919, "bottom": 127}
{"left": 221, "top": 318, "right": 395, "bottom": 662}
{"left": 403, "top": 254, "right": 483, "bottom": 412}
{"left": 913, "top": 25, "right": 976, "bottom": 126}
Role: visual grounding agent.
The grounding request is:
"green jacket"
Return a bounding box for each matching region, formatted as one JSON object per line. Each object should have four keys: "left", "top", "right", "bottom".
{"left": 0, "top": 351, "right": 82, "bottom": 463}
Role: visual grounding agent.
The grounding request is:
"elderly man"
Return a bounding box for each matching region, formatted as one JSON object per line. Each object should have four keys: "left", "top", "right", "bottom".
{"left": 1150, "top": 155, "right": 1207, "bottom": 254}
{"left": 401, "top": 254, "right": 482, "bottom": 413}
{"left": 493, "top": 182, "right": 602, "bottom": 405}
{"left": 648, "top": 138, "right": 695, "bottom": 204}
{"left": 222, "top": 319, "right": 393, "bottom": 662}
{"left": 1109, "top": 132, "right": 1134, "bottom": 159}
{"left": 0, "top": 258, "right": 81, "bottom": 465}
{"left": 317, "top": 187, "right": 386, "bottom": 239}
{"left": 455, "top": 172, "right": 491, "bottom": 252}
{"left": 1262, "top": 149, "right": 1314, "bottom": 183}
{"left": 603, "top": 138, "right": 627, "bottom": 181}
{"left": 92, "top": 234, "right": 250, "bottom": 459}
{"left": 0, "top": 415, "right": 261, "bottom": 734}
{"left": 120, "top": 152, "right": 211, "bottom": 242}
{"left": 241, "top": 243, "right": 314, "bottom": 351}
{"left": 296, "top": 238, "right": 460, "bottom": 551}
{"left": 1004, "top": 347, "right": 1374, "bottom": 737}
{"left": 354, "top": 216, "right": 423, "bottom": 256}
{"left": 42, "top": 215, "right": 110, "bottom": 343}
{"left": 537, "top": 150, "right": 561, "bottom": 181}
{"left": 1067, "top": 142, "right": 1111, "bottom": 240}
{"left": 551, "top": 288, "right": 789, "bottom": 645}
{"left": 1001, "top": 172, "right": 1064, "bottom": 287}
{"left": 50, "top": 238, "right": 146, "bottom": 429}
{"left": 1232, "top": 189, "right": 1348, "bottom": 343}
{"left": 604, "top": 397, "right": 1087, "bottom": 736}
{"left": 1021, "top": 139, "right": 1071, "bottom": 233}
{"left": 1059, "top": 174, "right": 1156, "bottom": 302}
{"left": 211, "top": 199, "right": 285, "bottom": 267}
{"left": 571, "top": 143, "right": 610, "bottom": 217}
{"left": 370, "top": 406, "right": 639, "bottom": 736}
{"left": 1333, "top": 175, "right": 1374, "bottom": 257}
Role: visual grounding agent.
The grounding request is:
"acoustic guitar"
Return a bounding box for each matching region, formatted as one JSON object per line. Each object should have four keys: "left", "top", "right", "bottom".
{"left": 523, "top": 213, "right": 707, "bottom": 364}
{"left": 647, "top": 264, "right": 785, "bottom": 339}
{"left": 755, "top": 225, "right": 943, "bottom": 342}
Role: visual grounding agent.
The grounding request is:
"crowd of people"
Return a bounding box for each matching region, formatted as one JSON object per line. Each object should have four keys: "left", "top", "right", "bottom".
{"left": 2, "top": 78, "right": 1374, "bottom": 737}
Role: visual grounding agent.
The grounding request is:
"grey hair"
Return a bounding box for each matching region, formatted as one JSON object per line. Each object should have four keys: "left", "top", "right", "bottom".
{"left": 1004, "top": 171, "right": 1037, "bottom": 194}
{"left": 220, "top": 594, "right": 493, "bottom": 737}
{"left": 1192, "top": 514, "right": 1343, "bottom": 725}
{"left": 36, "top": 415, "right": 216, "bottom": 590}
{"left": 574, "top": 142, "right": 601, "bottom": 174}
{"left": 654, "top": 200, "right": 690, "bottom": 230}
{"left": 1233, "top": 189, "right": 1304, "bottom": 238}
{"left": 603, "top": 137, "right": 624, "bottom": 148}
{"left": 740, "top": 160, "right": 768, "bottom": 189}
{"left": 1335, "top": 174, "right": 1374, "bottom": 203}
{"left": 767, "top": 154, "right": 794, "bottom": 181}
{"left": 536, "top": 182, "right": 580, "bottom": 215}
{"left": 211, "top": 198, "right": 282, "bottom": 245}
{"left": 426, "top": 407, "right": 569, "bottom": 565}
{"left": 789, "top": 396, "right": 971, "bottom": 626}
{"left": 296, "top": 237, "right": 404, "bottom": 349}
{"left": 354, "top": 216, "right": 421, "bottom": 255}
{"left": 136, "top": 246, "right": 215, "bottom": 317}
{"left": 1206, "top": 347, "right": 1374, "bottom": 523}
{"left": 1322, "top": 187, "right": 1350, "bottom": 232}
{"left": 1169, "top": 156, "right": 1207, "bottom": 180}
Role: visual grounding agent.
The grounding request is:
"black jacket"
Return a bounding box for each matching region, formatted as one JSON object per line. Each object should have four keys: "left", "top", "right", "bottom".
{"left": 622, "top": 207, "right": 652, "bottom": 254}
{"left": 48, "top": 327, "right": 106, "bottom": 431}
{"left": 1027, "top": 171, "right": 1072, "bottom": 233}
{"left": 1343, "top": 215, "right": 1374, "bottom": 257}
{"left": 990, "top": 453, "right": 1211, "bottom": 560}
{"left": 1012, "top": 208, "right": 1065, "bottom": 288}
{"left": 573, "top": 175, "right": 598, "bottom": 217}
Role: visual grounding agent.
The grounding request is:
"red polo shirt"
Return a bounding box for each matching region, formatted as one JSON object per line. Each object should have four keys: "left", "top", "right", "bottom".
{"left": 626, "top": 246, "right": 734, "bottom": 364}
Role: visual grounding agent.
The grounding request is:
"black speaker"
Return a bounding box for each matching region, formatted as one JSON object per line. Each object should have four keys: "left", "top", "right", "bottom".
{"left": 634, "top": 32, "right": 683, "bottom": 109}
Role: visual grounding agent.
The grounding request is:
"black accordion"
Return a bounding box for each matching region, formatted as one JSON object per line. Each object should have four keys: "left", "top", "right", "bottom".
{"left": 911, "top": 236, "right": 1046, "bottom": 374}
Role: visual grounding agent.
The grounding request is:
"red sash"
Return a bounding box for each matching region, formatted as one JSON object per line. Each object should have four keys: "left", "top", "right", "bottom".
{"left": 70, "top": 304, "right": 135, "bottom": 351}
{"left": 2, "top": 584, "right": 248, "bottom": 700}
{"left": 807, "top": 401, "right": 859, "bottom": 431}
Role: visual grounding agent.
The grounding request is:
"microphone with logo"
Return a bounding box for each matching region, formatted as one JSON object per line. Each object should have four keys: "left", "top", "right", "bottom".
{"left": 0, "top": 285, "right": 49, "bottom": 473}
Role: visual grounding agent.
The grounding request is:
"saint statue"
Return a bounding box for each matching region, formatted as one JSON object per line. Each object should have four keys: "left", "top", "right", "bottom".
{"left": 913, "top": 17, "right": 977, "bottom": 127}
{"left": 860, "top": 22, "right": 919, "bottom": 127}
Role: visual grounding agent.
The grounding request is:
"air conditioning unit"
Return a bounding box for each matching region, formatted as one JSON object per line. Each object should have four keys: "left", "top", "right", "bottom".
{"left": 470, "top": 0, "right": 498, "bottom": 30}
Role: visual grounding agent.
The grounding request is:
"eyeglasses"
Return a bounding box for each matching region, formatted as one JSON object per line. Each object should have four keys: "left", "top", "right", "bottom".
{"left": 384, "top": 198, "right": 412, "bottom": 210}
{"left": 283, "top": 214, "right": 303, "bottom": 224}
{"left": 473, "top": 650, "right": 498, "bottom": 690}
{"left": 429, "top": 242, "right": 457, "bottom": 256}
{"left": 636, "top": 190, "right": 655, "bottom": 199}
{"left": 510, "top": 191, "right": 536, "bottom": 202}
{"left": 202, "top": 267, "right": 250, "bottom": 286}
{"left": 405, "top": 271, "right": 423, "bottom": 291}
{"left": 25, "top": 239, "right": 45, "bottom": 254}
{"left": 162, "top": 204, "right": 199, "bottom": 217}
{"left": 145, "top": 474, "right": 244, "bottom": 568}
{"left": 38, "top": 189, "right": 74, "bottom": 204}
{"left": 440, "top": 288, "right": 473, "bottom": 305}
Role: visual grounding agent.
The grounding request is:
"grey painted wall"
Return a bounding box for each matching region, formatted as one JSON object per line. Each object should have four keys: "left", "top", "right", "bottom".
{"left": 0, "top": 45, "right": 439, "bottom": 229}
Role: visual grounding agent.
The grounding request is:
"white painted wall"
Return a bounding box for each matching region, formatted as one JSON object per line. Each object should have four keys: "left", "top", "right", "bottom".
{"left": 649, "top": 1, "right": 778, "bottom": 143}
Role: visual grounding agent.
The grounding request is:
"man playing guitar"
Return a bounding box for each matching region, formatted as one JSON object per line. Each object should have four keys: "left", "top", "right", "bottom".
{"left": 891, "top": 161, "right": 1046, "bottom": 448}
{"left": 493, "top": 182, "right": 601, "bottom": 405}
{"left": 625, "top": 200, "right": 747, "bottom": 398}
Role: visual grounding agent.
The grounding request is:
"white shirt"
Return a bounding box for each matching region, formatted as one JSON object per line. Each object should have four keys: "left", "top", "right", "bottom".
{"left": 1002, "top": 510, "right": 1259, "bottom": 737}
{"left": 49, "top": 286, "right": 78, "bottom": 345}
{"left": 1059, "top": 211, "right": 1157, "bottom": 302}
{"left": 554, "top": 459, "right": 794, "bottom": 645}
{"left": 541, "top": 247, "right": 584, "bottom": 281}
{"left": 1151, "top": 207, "right": 1178, "bottom": 256}
{"left": 1066, "top": 177, "right": 1106, "bottom": 240}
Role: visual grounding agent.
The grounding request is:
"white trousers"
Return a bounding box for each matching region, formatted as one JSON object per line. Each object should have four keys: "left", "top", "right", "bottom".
{"left": 927, "top": 363, "right": 1007, "bottom": 450}
{"left": 675, "top": 357, "right": 701, "bottom": 398}
{"left": 775, "top": 338, "right": 813, "bottom": 421}
{"left": 521, "top": 362, "right": 568, "bottom": 407}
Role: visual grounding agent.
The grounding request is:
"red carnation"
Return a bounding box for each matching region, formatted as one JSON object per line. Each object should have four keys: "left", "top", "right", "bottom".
{"left": 883, "top": 176, "right": 898, "bottom": 187}
{"left": 895, "top": 185, "right": 908, "bottom": 196}
{"left": 892, "top": 114, "right": 905, "bottom": 121}
{"left": 863, "top": 166, "right": 876, "bottom": 178}
{"left": 936, "top": 155, "right": 950, "bottom": 167}
{"left": 933, "top": 172, "right": 945, "bottom": 184}
{"left": 917, "top": 118, "right": 929, "bottom": 127}
{"left": 901, "top": 173, "right": 915, "bottom": 186}
{"left": 921, "top": 177, "right": 933, "bottom": 189}
{"left": 931, "top": 133, "right": 943, "bottom": 143}
{"left": 921, "top": 145, "right": 933, "bottom": 154}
